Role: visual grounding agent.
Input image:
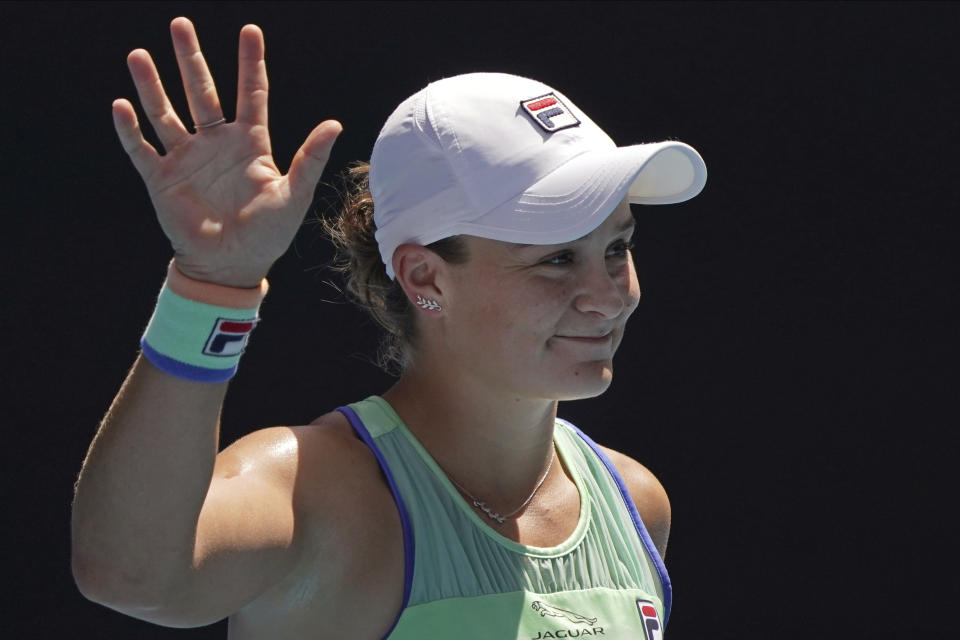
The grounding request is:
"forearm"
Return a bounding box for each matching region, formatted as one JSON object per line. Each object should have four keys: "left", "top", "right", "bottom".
{"left": 78, "top": 12, "right": 339, "bottom": 612}
{"left": 71, "top": 352, "right": 227, "bottom": 604}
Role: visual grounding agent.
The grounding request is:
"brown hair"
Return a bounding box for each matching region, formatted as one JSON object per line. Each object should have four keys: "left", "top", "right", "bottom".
{"left": 324, "top": 162, "right": 468, "bottom": 374}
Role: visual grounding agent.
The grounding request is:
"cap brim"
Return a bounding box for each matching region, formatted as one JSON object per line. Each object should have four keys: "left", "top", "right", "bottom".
{"left": 453, "top": 141, "right": 707, "bottom": 246}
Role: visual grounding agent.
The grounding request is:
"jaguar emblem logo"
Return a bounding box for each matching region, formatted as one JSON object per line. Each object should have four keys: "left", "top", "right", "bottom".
{"left": 530, "top": 601, "right": 598, "bottom": 625}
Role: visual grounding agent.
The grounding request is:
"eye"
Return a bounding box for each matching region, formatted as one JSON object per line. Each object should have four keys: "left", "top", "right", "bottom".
{"left": 607, "top": 239, "right": 635, "bottom": 258}
{"left": 544, "top": 251, "right": 575, "bottom": 266}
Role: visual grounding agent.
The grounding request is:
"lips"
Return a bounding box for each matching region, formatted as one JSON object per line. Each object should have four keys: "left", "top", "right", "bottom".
{"left": 554, "top": 331, "right": 613, "bottom": 343}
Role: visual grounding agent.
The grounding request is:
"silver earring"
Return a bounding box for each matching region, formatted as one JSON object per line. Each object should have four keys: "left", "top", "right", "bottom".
{"left": 416, "top": 295, "right": 442, "bottom": 312}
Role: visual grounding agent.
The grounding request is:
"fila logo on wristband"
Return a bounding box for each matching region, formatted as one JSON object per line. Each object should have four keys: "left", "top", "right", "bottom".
{"left": 203, "top": 318, "right": 260, "bottom": 357}
{"left": 520, "top": 92, "right": 581, "bottom": 133}
{"left": 635, "top": 600, "right": 663, "bottom": 640}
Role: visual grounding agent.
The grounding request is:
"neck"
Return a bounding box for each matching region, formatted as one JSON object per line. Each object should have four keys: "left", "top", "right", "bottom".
{"left": 382, "top": 361, "right": 559, "bottom": 516}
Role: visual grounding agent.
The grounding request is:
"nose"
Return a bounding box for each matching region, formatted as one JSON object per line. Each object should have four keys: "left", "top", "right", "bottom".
{"left": 574, "top": 260, "right": 636, "bottom": 319}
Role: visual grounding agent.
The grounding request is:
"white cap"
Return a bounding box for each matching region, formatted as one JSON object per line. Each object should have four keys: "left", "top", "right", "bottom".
{"left": 370, "top": 72, "right": 707, "bottom": 278}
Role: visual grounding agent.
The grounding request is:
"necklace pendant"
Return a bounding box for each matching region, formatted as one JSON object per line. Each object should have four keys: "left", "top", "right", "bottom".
{"left": 452, "top": 447, "right": 555, "bottom": 527}
{"left": 474, "top": 500, "right": 506, "bottom": 524}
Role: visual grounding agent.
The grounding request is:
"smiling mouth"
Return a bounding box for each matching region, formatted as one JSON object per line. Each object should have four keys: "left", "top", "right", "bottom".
{"left": 554, "top": 333, "right": 613, "bottom": 344}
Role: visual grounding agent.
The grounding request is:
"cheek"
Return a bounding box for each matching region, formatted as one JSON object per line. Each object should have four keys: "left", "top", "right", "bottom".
{"left": 520, "top": 283, "right": 573, "bottom": 331}
{"left": 624, "top": 263, "right": 642, "bottom": 315}
{"left": 478, "top": 292, "right": 565, "bottom": 356}
{"left": 449, "top": 266, "right": 574, "bottom": 350}
{"left": 628, "top": 281, "right": 641, "bottom": 315}
{"left": 489, "top": 296, "right": 553, "bottom": 342}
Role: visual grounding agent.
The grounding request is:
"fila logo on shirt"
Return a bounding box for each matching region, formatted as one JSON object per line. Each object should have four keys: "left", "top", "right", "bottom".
{"left": 203, "top": 318, "right": 259, "bottom": 357}
{"left": 520, "top": 93, "right": 581, "bottom": 133}
{"left": 635, "top": 599, "right": 663, "bottom": 640}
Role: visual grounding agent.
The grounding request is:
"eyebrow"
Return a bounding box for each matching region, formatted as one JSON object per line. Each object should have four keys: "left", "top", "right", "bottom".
{"left": 510, "top": 215, "right": 635, "bottom": 250}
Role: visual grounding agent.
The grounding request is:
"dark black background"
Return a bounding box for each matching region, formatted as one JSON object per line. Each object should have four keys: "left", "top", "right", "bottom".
{"left": 3, "top": 2, "right": 956, "bottom": 638}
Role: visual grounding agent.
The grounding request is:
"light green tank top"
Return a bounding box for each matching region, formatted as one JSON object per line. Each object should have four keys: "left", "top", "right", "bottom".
{"left": 338, "top": 396, "right": 671, "bottom": 640}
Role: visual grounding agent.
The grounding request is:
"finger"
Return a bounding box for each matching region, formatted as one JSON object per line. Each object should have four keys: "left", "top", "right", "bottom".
{"left": 170, "top": 17, "right": 224, "bottom": 129}
{"left": 236, "top": 24, "right": 268, "bottom": 126}
{"left": 127, "top": 49, "right": 190, "bottom": 151}
{"left": 287, "top": 121, "right": 343, "bottom": 204}
{"left": 112, "top": 98, "right": 161, "bottom": 179}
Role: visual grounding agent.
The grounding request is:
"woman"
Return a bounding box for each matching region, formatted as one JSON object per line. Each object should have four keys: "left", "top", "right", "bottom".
{"left": 71, "top": 17, "right": 706, "bottom": 640}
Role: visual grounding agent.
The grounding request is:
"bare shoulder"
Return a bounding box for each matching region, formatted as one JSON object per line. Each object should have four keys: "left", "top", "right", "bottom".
{"left": 208, "top": 409, "right": 397, "bottom": 579}
{"left": 147, "top": 412, "right": 396, "bottom": 628}
{"left": 203, "top": 413, "right": 379, "bottom": 568}
{"left": 213, "top": 412, "right": 361, "bottom": 493}
{"left": 218, "top": 412, "right": 405, "bottom": 637}
{"left": 213, "top": 411, "right": 391, "bottom": 526}
{"left": 597, "top": 445, "right": 672, "bottom": 560}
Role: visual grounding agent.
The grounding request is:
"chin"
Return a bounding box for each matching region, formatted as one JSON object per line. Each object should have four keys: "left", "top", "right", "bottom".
{"left": 553, "top": 359, "right": 615, "bottom": 401}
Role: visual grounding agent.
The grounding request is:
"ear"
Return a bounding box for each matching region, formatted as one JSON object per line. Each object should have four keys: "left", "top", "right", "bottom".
{"left": 392, "top": 243, "right": 445, "bottom": 313}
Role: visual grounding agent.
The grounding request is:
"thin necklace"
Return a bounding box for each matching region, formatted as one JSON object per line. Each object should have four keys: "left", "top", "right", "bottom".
{"left": 447, "top": 447, "right": 556, "bottom": 525}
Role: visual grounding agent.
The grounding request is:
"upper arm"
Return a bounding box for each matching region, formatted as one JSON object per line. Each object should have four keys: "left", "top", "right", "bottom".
{"left": 599, "top": 445, "right": 671, "bottom": 561}
{"left": 136, "top": 426, "right": 307, "bottom": 626}
{"left": 166, "top": 413, "right": 389, "bottom": 628}
{"left": 194, "top": 427, "right": 303, "bottom": 586}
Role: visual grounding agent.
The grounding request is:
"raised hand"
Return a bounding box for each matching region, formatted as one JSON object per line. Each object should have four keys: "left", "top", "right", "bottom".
{"left": 113, "top": 17, "right": 341, "bottom": 287}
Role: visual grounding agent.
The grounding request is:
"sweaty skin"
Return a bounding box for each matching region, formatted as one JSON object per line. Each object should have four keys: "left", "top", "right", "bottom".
{"left": 70, "top": 18, "right": 671, "bottom": 640}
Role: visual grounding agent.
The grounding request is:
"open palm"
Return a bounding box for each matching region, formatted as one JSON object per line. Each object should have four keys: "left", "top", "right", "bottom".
{"left": 113, "top": 17, "right": 341, "bottom": 288}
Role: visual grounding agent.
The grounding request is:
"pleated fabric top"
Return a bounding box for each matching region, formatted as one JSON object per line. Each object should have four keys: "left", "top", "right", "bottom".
{"left": 338, "top": 396, "right": 670, "bottom": 640}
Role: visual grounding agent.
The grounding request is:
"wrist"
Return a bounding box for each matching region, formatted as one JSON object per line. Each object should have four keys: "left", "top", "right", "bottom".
{"left": 171, "top": 258, "right": 271, "bottom": 290}
{"left": 140, "top": 261, "right": 269, "bottom": 383}
{"left": 167, "top": 260, "right": 269, "bottom": 306}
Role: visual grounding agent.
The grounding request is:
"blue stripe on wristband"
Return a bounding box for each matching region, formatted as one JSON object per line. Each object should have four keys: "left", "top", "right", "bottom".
{"left": 141, "top": 339, "right": 239, "bottom": 383}
{"left": 139, "top": 267, "right": 265, "bottom": 383}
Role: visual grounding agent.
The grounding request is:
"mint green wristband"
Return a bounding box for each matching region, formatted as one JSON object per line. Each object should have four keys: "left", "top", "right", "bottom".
{"left": 140, "top": 264, "right": 267, "bottom": 382}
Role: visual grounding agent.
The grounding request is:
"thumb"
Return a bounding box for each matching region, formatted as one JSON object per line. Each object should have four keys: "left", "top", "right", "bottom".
{"left": 287, "top": 120, "right": 343, "bottom": 203}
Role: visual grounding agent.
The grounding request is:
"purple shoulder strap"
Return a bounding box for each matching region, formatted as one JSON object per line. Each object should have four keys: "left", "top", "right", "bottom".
{"left": 564, "top": 420, "right": 673, "bottom": 625}
{"left": 336, "top": 405, "right": 415, "bottom": 639}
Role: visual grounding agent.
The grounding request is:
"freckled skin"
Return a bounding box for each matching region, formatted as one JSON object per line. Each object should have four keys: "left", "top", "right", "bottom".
{"left": 440, "top": 199, "right": 641, "bottom": 403}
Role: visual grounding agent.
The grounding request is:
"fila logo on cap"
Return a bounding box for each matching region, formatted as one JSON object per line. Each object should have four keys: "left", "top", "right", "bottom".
{"left": 520, "top": 92, "right": 581, "bottom": 133}
{"left": 203, "top": 318, "right": 259, "bottom": 357}
{"left": 635, "top": 600, "right": 663, "bottom": 640}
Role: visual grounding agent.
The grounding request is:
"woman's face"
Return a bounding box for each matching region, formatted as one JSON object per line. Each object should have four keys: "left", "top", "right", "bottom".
{"left": 440, "top": 199, "right": 641, "bottom": 401}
